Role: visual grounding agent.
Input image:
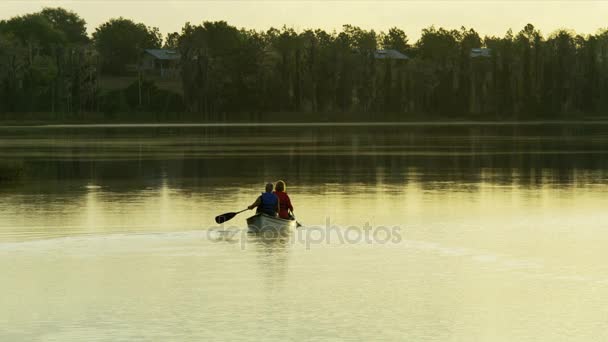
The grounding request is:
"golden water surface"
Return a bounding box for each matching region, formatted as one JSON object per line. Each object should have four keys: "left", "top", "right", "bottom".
{"left": 1, "top": 124, "right": 607, "bottom": 341}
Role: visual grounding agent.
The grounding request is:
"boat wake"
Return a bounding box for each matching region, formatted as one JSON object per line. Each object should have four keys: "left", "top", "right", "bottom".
{"left": 0, "top": 229, "right": 221, "bottom": 254}
{"left": 1, "top": 229, "right": 606, "bottom": 287}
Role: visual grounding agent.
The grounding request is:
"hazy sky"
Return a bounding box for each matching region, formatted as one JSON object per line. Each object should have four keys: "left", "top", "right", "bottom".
{"left": 2, "top": 1, "right": 608, "bottom": 40}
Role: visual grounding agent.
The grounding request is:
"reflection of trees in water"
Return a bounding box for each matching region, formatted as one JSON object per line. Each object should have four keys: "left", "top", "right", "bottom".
{"left": 7, "top": 124, "right": 608, "bottom": 191}
{"left": 0, "top": 160, "right": 24, "bottom": 182}
{"left": 18, "top": 153, "right": 608, "bottom": 192}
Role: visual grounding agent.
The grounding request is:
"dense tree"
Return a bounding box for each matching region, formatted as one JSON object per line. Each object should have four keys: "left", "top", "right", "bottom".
{"left": 0, "top": 8, "right": 97, "bottom": 114}
{"left": 0, "top": 32, "right": 27, "bottom": 112}
{"left": 40, "top": 7, "right": 88, "bottom": 45}
{"left": 0, "top": 13, "right": 66, "bottom": 51}
{"left": 3, "top": 8, "right": 608, "bottom": 121}
{"left": 178, "top": 21, "right": 250, "bottom": 116}
{"left": 92, "top": 17, "right": 162, "bottom": 75}
{"left": 164, "top": 32, "right": 180, "bottom": 49}
{"left": 381, "top": 27, "right": 409, "bottom": 52}
{"left": 0, "top": 13, "right": 64, "bottom": 111}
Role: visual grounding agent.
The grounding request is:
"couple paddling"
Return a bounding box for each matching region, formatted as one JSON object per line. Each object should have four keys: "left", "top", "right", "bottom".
{"left": 248, "top": 180, "right": 294, "bottom": 220}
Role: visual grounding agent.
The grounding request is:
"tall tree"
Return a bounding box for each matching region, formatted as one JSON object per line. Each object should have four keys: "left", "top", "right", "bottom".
{"left": 93, "top": 17, "right": 162, "bottom": 75}
{"left": 164, "top": 32, "right": 180, "bottom": 49}
{"left": 381, "top": 27, "right": 409, "bottom": 52}
{"left": 40, "top": 7, "right": 88, "bottom": 45}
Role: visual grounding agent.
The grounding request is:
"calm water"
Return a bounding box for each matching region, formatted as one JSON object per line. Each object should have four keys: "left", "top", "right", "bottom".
{"left": 1, "top": 123, "right": 608, "bottom": 341}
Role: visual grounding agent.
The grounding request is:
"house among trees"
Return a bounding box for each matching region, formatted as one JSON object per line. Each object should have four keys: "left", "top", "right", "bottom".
{"left": 140, "top": 49, "right": 180, "bottom": 78}
{"left": 470, "top": 48, "right": 492, "bottom": 58}
{"left": 374, "top": 49, "right": 409, "bottom": 60}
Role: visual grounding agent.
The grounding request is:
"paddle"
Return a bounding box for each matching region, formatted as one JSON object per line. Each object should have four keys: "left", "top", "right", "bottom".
{"left": 215, "top": 208, "right": 248, "bottom": 224}
{"left": 289, "top": 211, "right": 303, "bottom": 228}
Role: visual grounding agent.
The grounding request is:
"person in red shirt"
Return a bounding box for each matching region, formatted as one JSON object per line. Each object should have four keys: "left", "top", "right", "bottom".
{"left": 273, "top": 180, "right": 294, "bottom": 220}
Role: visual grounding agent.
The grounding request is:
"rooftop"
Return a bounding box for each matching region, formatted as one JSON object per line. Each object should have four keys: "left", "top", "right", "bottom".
{"left": 144, "top": 49, "right": 181, "bottom": 60}
{"left": 471, "top": 48, "right": 492, "bottom": 58}
{"left": 374, "top": 49, "right": 409, "bottom": 60}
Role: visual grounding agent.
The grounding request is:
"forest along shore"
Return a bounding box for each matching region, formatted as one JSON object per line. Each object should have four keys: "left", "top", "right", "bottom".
{"left": 2, "top": 8, "right": 608, "bottom": 122}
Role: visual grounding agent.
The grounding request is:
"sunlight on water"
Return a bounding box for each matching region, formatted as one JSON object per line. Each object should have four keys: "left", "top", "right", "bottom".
{"left": 1, "top": 125, "right": 608, "bottom": 341}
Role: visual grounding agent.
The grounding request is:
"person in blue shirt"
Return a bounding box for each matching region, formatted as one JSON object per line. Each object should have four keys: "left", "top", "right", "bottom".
{"left": 248, "top": 182, "right": 279, "bottom": 216}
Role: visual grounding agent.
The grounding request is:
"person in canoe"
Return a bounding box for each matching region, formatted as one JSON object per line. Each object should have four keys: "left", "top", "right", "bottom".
{"left": 273, "top": 180, "right": 294, "bottom": 220}
{"left": 248, "top": 182, "right": 279, "bottom": 217}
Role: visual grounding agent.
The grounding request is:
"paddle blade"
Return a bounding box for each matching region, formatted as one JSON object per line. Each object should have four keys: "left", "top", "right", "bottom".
{"left": 289, "top": 212, "right": 303, "bottom": 228}
{"left": 215, "top": 212, "right": 237, "bottom": 224}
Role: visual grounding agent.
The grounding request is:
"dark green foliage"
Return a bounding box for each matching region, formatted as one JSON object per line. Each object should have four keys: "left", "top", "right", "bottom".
{"left": 40, "top": 7, "right": 89, "bottom": 45}
{"left": 0, "top": 8, "right": 97, "bottom": 115}
{"left": 92, "top": 17, "right": 162, "bottom": 75}
{"left": 0, "top": 13, "right": 66, "bottom": 50}
{"left": 3, "top": 8, "right": 608, "bottom": 121}
{"left": 124, "top": 80, "right": 184, "bottom": 112}
{"left": 381, "top": 27, "right": 409, "bottom": 52}
{"left": 100, "top": 80, "right": 184, "bottom": 114}
{"left": 99, "top": 89, "right": 128, "bottom": 114}
{"left": 164, "top": 32, "right": 180, "bottom": 49}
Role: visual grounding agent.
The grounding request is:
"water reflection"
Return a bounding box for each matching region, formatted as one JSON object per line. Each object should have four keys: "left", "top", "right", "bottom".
{"left": 1, "top": 125, "right": 608, "bottom": 341}
{"left": 250, "top": 230, "right": 291, "bottom": 291}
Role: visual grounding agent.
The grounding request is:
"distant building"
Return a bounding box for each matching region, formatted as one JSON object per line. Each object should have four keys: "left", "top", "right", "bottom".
{"left": 470, "top": 48, "right": 492, "bottom": 58}
{"left": 374, "top": 49, "right": 409, "bottom": 60}
{"left": 140, "top": 49, "right": 180, "bottom": 78}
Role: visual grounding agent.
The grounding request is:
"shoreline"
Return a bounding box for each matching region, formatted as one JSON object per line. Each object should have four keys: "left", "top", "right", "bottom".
{"left": 2, "top": 119, "right": 608, "bottom": 129}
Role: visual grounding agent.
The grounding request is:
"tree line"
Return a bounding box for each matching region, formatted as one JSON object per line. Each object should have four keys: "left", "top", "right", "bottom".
{"left": 1, "top": 7, "right": 608, "bottom": 121}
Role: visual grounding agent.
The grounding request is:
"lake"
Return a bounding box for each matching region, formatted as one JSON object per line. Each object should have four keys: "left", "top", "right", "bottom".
{"left": 1, "top": 123, "right": 608, "bottom": 341}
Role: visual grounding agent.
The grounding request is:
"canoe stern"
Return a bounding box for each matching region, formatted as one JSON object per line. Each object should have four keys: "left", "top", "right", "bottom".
{"left": 246, "top": 213, "right": 297, "bottom": 232}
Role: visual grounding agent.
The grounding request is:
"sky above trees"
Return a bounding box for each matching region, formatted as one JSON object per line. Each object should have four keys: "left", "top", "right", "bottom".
{"left": 2, "top": 0, "right": 608, "bottom": 40}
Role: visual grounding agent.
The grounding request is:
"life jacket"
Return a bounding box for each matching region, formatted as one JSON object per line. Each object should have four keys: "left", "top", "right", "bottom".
{"left": 274, "top": 191, "right": 292, "bottom": 219}
{"left": 259, "top": 192, "right": 278, "bottom": 216}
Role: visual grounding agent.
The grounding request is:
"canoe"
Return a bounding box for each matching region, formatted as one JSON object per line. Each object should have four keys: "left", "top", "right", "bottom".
{"left": 246, "top": 213, "right": 297, "bottom": 232}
